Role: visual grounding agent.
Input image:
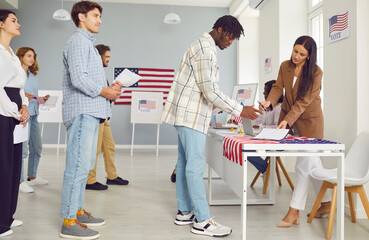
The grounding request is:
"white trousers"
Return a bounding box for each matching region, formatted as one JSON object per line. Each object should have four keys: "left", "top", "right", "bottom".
{"left": 290, "top": 156, "right": 331, "bottom": 210}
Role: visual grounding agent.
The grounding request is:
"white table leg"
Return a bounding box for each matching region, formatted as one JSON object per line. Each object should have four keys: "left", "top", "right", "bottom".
{"left": 207, "top": 165, "right": 213, "bottom": 205}
{"left": 242, "top": 153, "right": 248, "bottom": 240}
{"left": 269, "top": 156, "right": 276, "bottom": 203}
{"left": 337, "top": 153, "right": 345, "bottom": 240}
{"left": 57, "top": 123, "right": 61, "bottom": 155}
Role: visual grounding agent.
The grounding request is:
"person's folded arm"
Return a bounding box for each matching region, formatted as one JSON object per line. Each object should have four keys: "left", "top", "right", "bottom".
{"left": 0, "top": 54, "right": 21, "bottom": 119}
{"left": 66, "top": 38, "right": 102, "bottom": 98}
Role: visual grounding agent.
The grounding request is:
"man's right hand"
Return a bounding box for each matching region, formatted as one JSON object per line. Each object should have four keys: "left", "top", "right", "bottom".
{"left": 100, "top": 87, "right": 121, "bottom": 101}
{"left": 240, "top": 105, "right": 263, "bottom": 120}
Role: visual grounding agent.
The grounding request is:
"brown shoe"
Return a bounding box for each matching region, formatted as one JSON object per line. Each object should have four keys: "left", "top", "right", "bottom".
{"left": 307, "top": 201, "right": 331, "bottom": 218}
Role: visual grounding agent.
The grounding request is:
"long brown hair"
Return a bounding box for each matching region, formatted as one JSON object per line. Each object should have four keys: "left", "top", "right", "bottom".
{"left": 290, "top": 36, "right": 318, "bottom": 99}
{"left": 15, "top": 47, "right": 39, "bottom": 75}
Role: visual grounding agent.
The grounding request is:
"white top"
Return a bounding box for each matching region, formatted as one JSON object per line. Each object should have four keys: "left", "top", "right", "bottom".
{"left": 252, "top": 103, "right": 282, "bottom": 127}
{"left": 292, "top": 76, "right": 298, "bottom": 88}
{"left": 0, "top": 43, "right": 28, "bottom": 119}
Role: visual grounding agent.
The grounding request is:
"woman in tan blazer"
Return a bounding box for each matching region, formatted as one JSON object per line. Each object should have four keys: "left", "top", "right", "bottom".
{"left": 261, "top": 36, "right": 331, "bottom": 227}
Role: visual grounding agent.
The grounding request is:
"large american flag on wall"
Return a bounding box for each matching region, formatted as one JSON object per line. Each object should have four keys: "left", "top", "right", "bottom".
{"left": 113, "top": 67, "right": 175, "bottom": 105}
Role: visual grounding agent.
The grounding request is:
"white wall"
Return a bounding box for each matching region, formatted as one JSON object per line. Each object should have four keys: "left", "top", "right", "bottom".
{"left": 279, "top": 0, "right": 308, "bottom": 63}
{"left": 238, "top": 16, "right": 259, "bottom": 85}
{"left": 258, "top": 0, "right": 279, "bottom": 91}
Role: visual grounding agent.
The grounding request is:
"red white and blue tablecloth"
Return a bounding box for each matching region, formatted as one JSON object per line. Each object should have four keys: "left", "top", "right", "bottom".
{"left": 223, "top": 136, "right": 339, "bottom": 166}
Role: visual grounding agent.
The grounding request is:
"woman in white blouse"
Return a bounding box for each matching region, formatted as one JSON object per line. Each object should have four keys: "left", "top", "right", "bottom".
{"left": 0, "top": 10, "right": 29, "bottom": 237}
{"left": 253, "top": 80, "right": 282, "bottom": 127}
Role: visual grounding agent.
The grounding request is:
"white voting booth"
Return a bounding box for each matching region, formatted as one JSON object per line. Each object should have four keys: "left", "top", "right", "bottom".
{"left": 130, "top": 92, "right": 163, "bottom": 156}
{"left": 38, "top": 90, "right": 63, "bottom": 154}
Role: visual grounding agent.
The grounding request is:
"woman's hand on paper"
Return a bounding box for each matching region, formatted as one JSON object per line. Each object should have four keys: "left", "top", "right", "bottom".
{"left": 43, "top": 95, "right": 50, "bottom": 101}
{"left": 277, "top": 120, "right": 288, "bottom": 129}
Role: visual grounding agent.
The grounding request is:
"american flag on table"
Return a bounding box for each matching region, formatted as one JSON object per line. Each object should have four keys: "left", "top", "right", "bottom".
{"left": 113, "top": 67, "right": 174, "bottom": 105}
{"left": 329, "top": 11, "right": 348, "bottom": 35}
{"left": 139, "top": 100, "right": 156, "bottom": 110}
{"left": 223, "top": 136, "right": 280, "bottom": 166}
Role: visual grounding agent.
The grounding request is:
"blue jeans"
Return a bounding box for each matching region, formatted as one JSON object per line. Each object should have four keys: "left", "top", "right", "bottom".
{"left": 248, "top": 156, "right": 268, "bottom": 173}
{"left": 21, "top": 115, "right": 42, "bottom": 182}
{"left": 60, "top": 114, "right": 99, "bottom": 219}
{"left": 175, "top": 126, "right": 210, "bottom": 222}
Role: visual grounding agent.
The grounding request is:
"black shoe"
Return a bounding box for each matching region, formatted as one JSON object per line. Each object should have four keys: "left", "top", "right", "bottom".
{"left": 106, "top": 177, "right": 129, "bottom": 185}
{"left": 85, "top": 182, "right": 108, "bottom": 190}
{"left": 170, "top": 169, "right": 176, "bottom": 183}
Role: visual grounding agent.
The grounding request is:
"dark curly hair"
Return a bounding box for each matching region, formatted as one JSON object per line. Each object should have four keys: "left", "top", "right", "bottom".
{"left": 212, "top": 15, "right": 244, "bottom": 40}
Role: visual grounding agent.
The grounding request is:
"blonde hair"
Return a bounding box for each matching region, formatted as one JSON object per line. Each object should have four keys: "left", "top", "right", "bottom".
{"left": 15, "top": 47, "right": 39, "bottom": 75}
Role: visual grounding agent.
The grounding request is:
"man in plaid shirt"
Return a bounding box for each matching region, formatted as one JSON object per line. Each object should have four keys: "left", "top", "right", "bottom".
{"left": 163, "top": 15, "right": 262, "bottom": 237}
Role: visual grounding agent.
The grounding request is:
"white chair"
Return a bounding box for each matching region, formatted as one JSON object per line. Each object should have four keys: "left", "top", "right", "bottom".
{"left": 307, "top": 131, "right": 369, "bottom": 239}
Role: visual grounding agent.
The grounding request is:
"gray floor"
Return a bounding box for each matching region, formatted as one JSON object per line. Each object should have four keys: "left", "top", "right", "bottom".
{"left": 8, "top": 148, "right": 369, "bottom": 240}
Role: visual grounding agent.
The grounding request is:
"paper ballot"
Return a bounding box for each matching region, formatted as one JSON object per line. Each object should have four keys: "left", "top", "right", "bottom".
{"left": 13, "top": 124, "right": 29, "bottom": 144}
{"left": 252, "top": 128, "right": 289, "bottom": 141}
{"left": 114, "top": 68, "right": 141, "bottom": 87}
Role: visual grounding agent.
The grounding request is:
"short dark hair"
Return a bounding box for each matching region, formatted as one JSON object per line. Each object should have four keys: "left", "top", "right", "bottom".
{"left": 264, "top": 80, "right": 283, "bottom": 103}
{"left": 95, "top": 44, "right": 110, "bottom": 56}
{"left": 212, "top": 15, "right": 244, "bottom": 40}
{"left": 71, "top": 1, "right": 103, "bottom": 27}
{"left": 0, "top": 10, "right": 16, "bottom": 23}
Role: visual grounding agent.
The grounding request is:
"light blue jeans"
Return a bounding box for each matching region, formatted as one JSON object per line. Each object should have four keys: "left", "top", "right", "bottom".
{"left": 60, "top": 114, "right": 99, "bottom": 219}
{"left": 175, "top": 126, "right": 210, "bottom": 222}
{"left": 21, "top": 115, "right": 42, "bottom": 182}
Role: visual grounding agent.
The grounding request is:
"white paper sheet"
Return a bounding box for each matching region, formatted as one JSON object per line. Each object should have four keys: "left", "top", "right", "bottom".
{"left": 13, "top": 124, "right": 29, "bottom": 144}
{"left": 114, "top": 68, "right": 141, "bottom": 87}
{"left": 252, "top": 128, "right": 289, "bottom": 140}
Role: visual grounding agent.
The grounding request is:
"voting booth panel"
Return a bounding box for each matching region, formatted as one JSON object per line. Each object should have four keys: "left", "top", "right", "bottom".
{"left": 130, "top": 92, "right": 163, "bottom": 156}
{"left": 38, "top": 90, "right": 64, "bottom": 154}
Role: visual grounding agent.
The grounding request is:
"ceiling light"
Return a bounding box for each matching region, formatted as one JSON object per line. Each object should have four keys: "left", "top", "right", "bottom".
{"left": 163, "top": 3, "right": 181, "bottom": 24}
{"left": 164, "top": 12, "right": 181, "bottom": 24}
{"left": 53, "top": 0, "right": 71, "bottom": 21}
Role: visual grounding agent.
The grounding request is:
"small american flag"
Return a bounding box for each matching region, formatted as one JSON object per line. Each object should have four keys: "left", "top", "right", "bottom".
{"left": 329, "top": 11, "right": 348, "bottom": 35}
{"left": 265, "top": 58, "right": 271, "bottom": 68}
{"left": 114, "top": 68, "right": 174, "bottom": 105}
{"left": 139, "top": 100, "right": 156, "bottom": 110}
{"left": 233, "top": 116, "right": 242, "bottom": 124}
{"left": 237, "top": 89, "right": 252, "bottom": 100}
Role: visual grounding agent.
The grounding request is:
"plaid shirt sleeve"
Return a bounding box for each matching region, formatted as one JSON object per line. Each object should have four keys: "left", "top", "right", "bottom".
{"left": 66, "top": 37, "right": 102, "bottom": 98}
{"left": 192, "top": 52, "right": 242, "bottom": 116}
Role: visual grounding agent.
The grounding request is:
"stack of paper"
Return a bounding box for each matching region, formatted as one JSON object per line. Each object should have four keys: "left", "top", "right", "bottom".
{"left": 252, "top": 128, "right": 289, "bottom": 141}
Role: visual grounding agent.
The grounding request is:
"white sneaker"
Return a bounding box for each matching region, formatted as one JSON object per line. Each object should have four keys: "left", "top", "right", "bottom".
{"left": 174, "top": 210, "right": 195, "bottom": 225}
{"left": 27, "top": 177, "right": 48, "bottom": 186}
{"left": 11, "top": 219, "right": 23, "bottom": 228}
{"left": 19, "top": 182, "right": 34, "bottom": 193}
{"left": 0, "top": 229, "right": 13, "bottom": 237}
{"left": 191, "top": 218, "right": 232, "bottom": 237}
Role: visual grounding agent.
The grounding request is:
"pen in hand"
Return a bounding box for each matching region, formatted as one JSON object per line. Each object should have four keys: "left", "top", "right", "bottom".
{"left": 257, "top": 101, "right": 269, "bottom": 113}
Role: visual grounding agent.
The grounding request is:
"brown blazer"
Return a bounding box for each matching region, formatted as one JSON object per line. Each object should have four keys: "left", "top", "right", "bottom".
{"left": 267, "top": 60, "right": 324, "bottom": 139}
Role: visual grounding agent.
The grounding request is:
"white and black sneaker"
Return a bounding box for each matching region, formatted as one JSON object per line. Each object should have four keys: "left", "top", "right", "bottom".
{"left": 191, "top": 218, "right": 232, "bottom": 237}
{"left": 174, "top": 210, "right": 195, "bottom": 225}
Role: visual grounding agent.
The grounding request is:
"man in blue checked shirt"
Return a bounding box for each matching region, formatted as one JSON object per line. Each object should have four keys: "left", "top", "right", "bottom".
{"left": 59, "top": 1, "right": 122, "bottom": 240}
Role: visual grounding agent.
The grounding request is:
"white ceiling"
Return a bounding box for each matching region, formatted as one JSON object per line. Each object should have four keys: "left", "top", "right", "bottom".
{"left": 50, "top": 0, "right": 234, "bottom": 8}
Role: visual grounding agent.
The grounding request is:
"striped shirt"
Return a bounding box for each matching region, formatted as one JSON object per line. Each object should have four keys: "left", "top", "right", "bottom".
{"left": 162, "top": 32, "right": 243, "bottom": 134}
{"left": 62, "top": 28, "right": 111, "bottom": 123}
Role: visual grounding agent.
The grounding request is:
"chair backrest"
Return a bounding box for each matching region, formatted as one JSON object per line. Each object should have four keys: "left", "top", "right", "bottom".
{"left": 345, "top": 131, "right": 369, "bottom": 183}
